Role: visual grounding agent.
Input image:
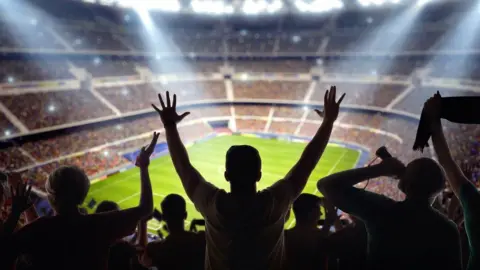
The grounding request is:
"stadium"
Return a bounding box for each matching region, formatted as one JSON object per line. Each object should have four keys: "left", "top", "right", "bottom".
{"left": 0, "top": 0, "right": 479, "bottom": 269}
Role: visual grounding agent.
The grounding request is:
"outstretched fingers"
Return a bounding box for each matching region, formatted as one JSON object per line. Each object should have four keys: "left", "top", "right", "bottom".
{"left": 179, "top": 112, "right": 191, "bottom": 121}
{"left": 337, "top": 93, "right": 346, "bottom": 105}
{"left": 152, "top": 104, "right": 161, "bottom": 114}
{"left": 158, "top": 94, "right": 166, "bottom": 109}
{"left": 314, "top": 109, "right": 324, "bottom": 118}
{"left": 172, "top": 94, "right": 177, "bottom": 109}
{"left": 166, "top": 91, "right": 171, "bottom": 107}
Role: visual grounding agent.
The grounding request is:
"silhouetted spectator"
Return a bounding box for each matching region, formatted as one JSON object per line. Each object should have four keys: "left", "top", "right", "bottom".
{"left": 425, "top": 92, "right": 480, "bottom": 270}
{"left": 9, "top": 133, "right": 158, "bottom": 270}
{"left": 284, "top": 194, "right": 335, "bottom": 270}
{"left": 152, "top": 87, "right": 344, "bottom": 270}
{"left": 142, "top": 194, "right": 205, "bottom": 270}
{"left": 317, "top": 156, "right": 462, "bottom": 270}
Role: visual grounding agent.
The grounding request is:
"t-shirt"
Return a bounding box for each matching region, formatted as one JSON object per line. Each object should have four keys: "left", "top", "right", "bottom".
{"left": 146, "top": 231, "right": 205, "bottom": 270}
{"left": 192, "top": 179, "right": 295, "bottom": 270}
{"left": 284, "top": 227, "right": 329, "bottom": 270}
{"left": 337, "top": 187, "right": 462, "bottom": 270}
{"left": 459, "top": 182, "right": 480, "bottom": 270}
{"left": 11, "top": 212, "right": 138, "bottom": 270}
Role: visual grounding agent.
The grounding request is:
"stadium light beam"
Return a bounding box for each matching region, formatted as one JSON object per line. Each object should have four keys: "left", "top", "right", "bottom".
{"left": 426, "top": 1, "right": 480, "bottom": 80}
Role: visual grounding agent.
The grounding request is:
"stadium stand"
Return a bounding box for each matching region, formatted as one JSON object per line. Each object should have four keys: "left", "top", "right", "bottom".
{"left": 0, "top": 90, "right": 113, "bottom": 130}
{"left": 312, "top": 82, "right": 407, "bottom": 107}
{"left": 73, "top": 59, "right": 138, "bottom": 77}
{"left": 233, "top": 81, "right": 309, "bottom": 100}
{"left": 0, "top": 60, "right": 74, "bottom": 83}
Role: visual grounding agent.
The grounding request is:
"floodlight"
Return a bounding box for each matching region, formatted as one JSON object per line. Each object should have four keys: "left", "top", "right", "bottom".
{"left": 241, "top": 73, "right": 249, "bottom": 81}
{"left": 120, "top": 0, "right": 180, "bottom": 12}
{"left": 295, "top": 0, "right": 344, "bottom": 13}
{"left": 4, "top": 130, "right": 11, "bottom": 136}
{"left": 7, "top": 76, "right": 14, "bottom": 83}
{"left": 115, "top": 124, "right": 123, "bottom": 130}
{"left": 191, "top": 0, "right": 234, "bottom": 15}
{"left": 303, "top": 106, "right": 309, "bottom": 111}
{"left": 48, "top": 104, "right": 56, "bottom": 112}
{"left": 121, "top": 88, "right": 129, "bottom": 96}
{"left": 103, "top": 150, "right": 109, "bottom": 157}
{"left": 93, "top": 57, "right": 101, "bottom": 66}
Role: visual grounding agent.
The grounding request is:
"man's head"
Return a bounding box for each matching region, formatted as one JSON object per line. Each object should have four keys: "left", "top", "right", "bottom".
{"left": 292, "top": 194, "right": 322, "bottom": 227}
{"left": 95, "top": 200, "right": 120, "bottom": 213}
{"left": 224, "top": 145, "right": 262, "bottom": 186}
{"left": 161, "top": 194, "right": 187, "bottom": 224}
{"left": 398, "top": 158, "right": 446, "bottom": 199}
{"left": 46, "top": 166, "right": 90, "bottom": 214}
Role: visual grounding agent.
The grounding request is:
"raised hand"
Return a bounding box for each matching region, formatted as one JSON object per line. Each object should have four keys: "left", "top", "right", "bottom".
{"left": 152, "top": 91, "right": 190, "bottom": 127}
{"left": 136, "top": 132, "right": 160, "bottom": 168}
{"left": 314, "top": 85, "right": 345, "bottom": 123}
{"left": 10, "top": 181, "right": 32, "bottom": 215}
{"left": 424, "top": 91, "right": 442, "bottom": 120}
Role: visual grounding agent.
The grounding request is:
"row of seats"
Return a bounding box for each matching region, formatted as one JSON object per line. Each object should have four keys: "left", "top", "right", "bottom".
{"left": 2, "top": 59, "right": 480, "bottom": 82}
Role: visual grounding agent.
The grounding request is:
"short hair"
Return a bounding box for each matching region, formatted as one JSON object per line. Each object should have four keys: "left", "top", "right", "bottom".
{"left": 46, "top": 166, "right": 90, "bottom": 209}
{"left": 225, "top": 145, "right": 261, "bottom": 181}
{"left": 402, "top": 158, "right": 446, "bottom": 198}
{"left": 292, "top": 194, "right": 322, "bottom": 223}
{"left": 95, "top": 200, "right": 120, "bottom": 213}
{"left": 161, "top": 194, "right": 186, "bottom": 221}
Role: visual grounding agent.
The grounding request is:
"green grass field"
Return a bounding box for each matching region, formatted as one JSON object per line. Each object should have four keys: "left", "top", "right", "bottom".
{"left": 84, "top": 135, "right": 360, "bottom": 232}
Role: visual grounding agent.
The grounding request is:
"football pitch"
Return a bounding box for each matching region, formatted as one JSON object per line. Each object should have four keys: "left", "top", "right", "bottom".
{"left": 84, "top": 135, "right": 360, "bottom": 232}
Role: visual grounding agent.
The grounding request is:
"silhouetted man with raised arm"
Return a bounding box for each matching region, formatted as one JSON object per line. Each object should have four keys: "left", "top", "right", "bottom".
{"left": 425, "top": 92, "right": 480, "bottom": 270}
{"left": 317, "top": 156, "right": 462, "bottom": 270}
{"left": 152, "top": 86, "right": 344, "bottom": 270}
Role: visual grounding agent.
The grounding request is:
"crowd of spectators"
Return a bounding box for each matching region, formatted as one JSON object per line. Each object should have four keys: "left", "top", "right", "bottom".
{"left": 144, "top": 60, "right": 221, "bottom": 74}
{"left": 312, "top": 82, "right": 406, "bottom": 108}
{"left": 227, "top": 35, "right": 275, "bottom": 54}
{"left": 234, "top": 105, "right": 271, "bottom": 117}
{"left": 269, "top": 120, "right": 300, "bottom": 135}
{"left": 0, "top": 60, "right": 74, "bottom": 83}
{"left": 73, "top": 59, "right": 138, "bottom": 78}
{"left": 0, "top": 20, "right": 64, "bottom": 50}
{"left": 0, "top": 89, "right": 113, "bottom": 130}
{"left": 234, "top": 81, "right": 309, "bottom": 101}
{"left": 232, "top": 60, "right": 313, "bottom": 73}
{"left": 59, "top": 27, "right": 130, "bottom": 51}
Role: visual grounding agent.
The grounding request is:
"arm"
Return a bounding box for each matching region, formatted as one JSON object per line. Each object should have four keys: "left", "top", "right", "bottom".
{"left": 97, "top": 133, "right": 157, "bottom": 241}
{"left": 153, "top": 92, "right": 210, "bottom": 200}
{"left": 426, "top": 92, "right": 471, "bottom": 198}
{"left": 317, "top": 159, "right": 404, "bottom": 218}
{"left": 283, "top": 86, "right": 345, "bottom": 197}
